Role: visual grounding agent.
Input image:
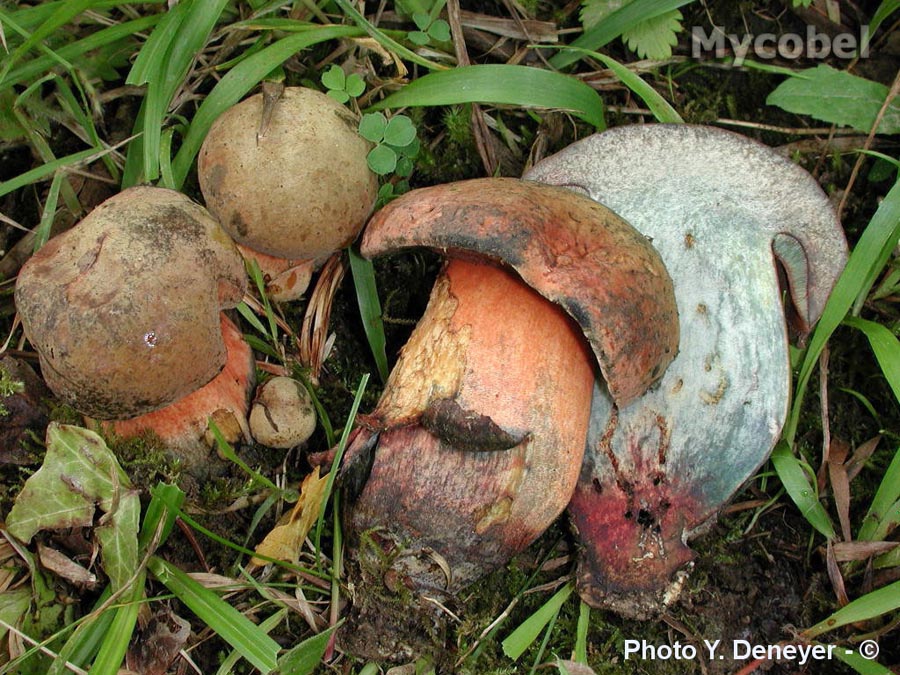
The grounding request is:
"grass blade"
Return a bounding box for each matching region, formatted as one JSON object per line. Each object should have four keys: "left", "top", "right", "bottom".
{"left": 557, "top": 48, "right": 682, "bottom": 123}
{"left": 502, "top": 582, "right": 573, "bottom": 660}
{"left": 858, "top": 445, "right": 900, "bottom": 542}
{"left": 146, "top": 490, "right": 325, "bottom": 579}
{"left": 785, "top": 179, "right": 900, "bottom": 444}
{"left": 48, "top": 588, "right": 115, "bottom": 674}
{"left": 574, "top": 601, "right": 590, "bottom": 664}
{"left": 277, "top": 623, "right": 338, "bottom": 674}
{"left": 314, "top": 374, "right": 370, "bottom": 558}
{"left": 861, "top": 0, "right": 900, "bottom": 52}
{"left": 549, "top": 0, "right": 697, "bottom": 69}
{"left": 332, "top": 0, "right": 447, "bottom": 72}
{"left": 1, "top": 15, "right": 161, "bottom": 91}
{"left": 216, "top": 608, "right": 288, "bottom": 675}
{"left": 236, "top": 301, "right": 269, "bottom": 338}
{"left": 843, "top": 317, "right": 900, "bottom": 403}
{"left": 349, "top": 247, "right": 389, "bottom": 383}
{"left": 141, "top": 483, "right": 185, "bottom": 550}
{"left": 0, "top": 0, "right": 96, "bottom": 86}
{"left": 803, "top": 579, "right": 900, "bottom": 638}
{"left": 132, "top": 0, "right": 230, "bottom": 183}
{"left": 88, "top": 573, "right": 146, "bottom": 675}
{"left": 53, "top": 72, "right": 119, "bottom": 180}
{"left": 368, "top": 64, "right": 606, "bottom": 129}
{"left": 125, "top": 1, "right": 189, "bottom": 87}
{"left": 170, "top": 25, "right": 362, "bottom": 188}
{"left": 831, "top": 646, "right": 894, "bottom": 675}
{"left": 147, "top": 556, "right": 281, "bottom": 673}
{"left": 770, "top": 441, "right": 836, "bottom": 539}
{"left": 33, "top": 171, "right": 63, "bottom": 252}
{"left": 0, "top": 144, "right": 103, "bottom": 199}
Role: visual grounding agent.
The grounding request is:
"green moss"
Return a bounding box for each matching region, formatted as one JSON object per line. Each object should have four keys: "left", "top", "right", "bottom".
{"left": 0, "top": 362, "right": 24, "bottom": 416}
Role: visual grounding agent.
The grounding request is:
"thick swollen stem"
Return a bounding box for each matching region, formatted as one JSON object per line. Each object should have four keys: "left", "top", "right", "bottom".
{"left": 340, "top": 258, "right": 595, "bottom": 660}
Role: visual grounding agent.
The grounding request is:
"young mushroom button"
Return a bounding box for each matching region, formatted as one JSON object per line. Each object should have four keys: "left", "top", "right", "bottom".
{"left": 14, "top": 186, "right": 253, "bottom": 467}
{"left": 331, "top": 177, "right": 679, "bottom": 661}
{"left": 525, "top": 124, "right": 849, "bottom": 619}
{"left": 198, "top": 86, "right": 378, "bottom": 301}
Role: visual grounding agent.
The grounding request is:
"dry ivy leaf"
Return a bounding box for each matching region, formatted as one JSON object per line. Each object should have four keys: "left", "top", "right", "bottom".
{"left": 126, "top": 608, "right": 190, "bottom": 675}
{"left": 251, "top": 467, "right": 329, "bottom": 566}
{"left": 37, "top": 544, "right": 97, "bottom": 588}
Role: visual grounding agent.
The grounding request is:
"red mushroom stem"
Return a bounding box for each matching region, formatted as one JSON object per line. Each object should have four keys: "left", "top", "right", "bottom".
{"left": 330, "top": 177, "right": 679, "bottom": 661}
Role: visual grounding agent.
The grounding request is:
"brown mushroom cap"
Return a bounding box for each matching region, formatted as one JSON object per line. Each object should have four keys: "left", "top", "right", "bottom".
{"left": 198, "top": 87, "right": 378, "bottom": 262}
{"left": 362, "top": 177, "right": 679, "bottom": 406}
{"left": 14, "top": 186, "right": 247, "bottom": 419}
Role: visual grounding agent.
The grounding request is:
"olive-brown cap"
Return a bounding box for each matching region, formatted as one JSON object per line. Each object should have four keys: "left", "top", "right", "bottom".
{"left": 15, "top": 186, "right": 247, "bottom": 419}
{"left": 198, "top": 87, "right": 377, "bottom": 261}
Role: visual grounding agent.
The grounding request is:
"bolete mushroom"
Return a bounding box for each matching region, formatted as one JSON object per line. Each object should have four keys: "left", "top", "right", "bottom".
{"left": 334, "top": 177, "right": 679, "bottom": 660}
{"left": 198, "top": 86, "right": 378, "bottom": 301}
{"left": 525, "top": 124, "right": 849, "bottom": 618}
{"left": 249, "top": 376, "right": 317, "bottom": 449}
{"left": 14, "top": 186, "right": 253, "bottom": 466}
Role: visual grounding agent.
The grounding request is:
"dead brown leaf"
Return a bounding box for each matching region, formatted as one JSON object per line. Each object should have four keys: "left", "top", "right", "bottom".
{"left": 832, "top": 540, "right": 899, "bottom": 562}
{"left": 556, "top": 660, "right": 598, "bottom": 675}
{"left": 846, "top": 436, "right": 881, "bottom": 482}
{"left": 827, "top": 438, "right": 852, "bottom": 542}
{"left": 251, "top": 467, "right": 329, "bottom": 566}
{"left": 125, "top": 608, "right": 190, "bottom": 675}
{"left": 37, "top": 543, "right": 97, "bottom": 589}
{"left": 826, "top": 540, "right": 850, "bottom": 607}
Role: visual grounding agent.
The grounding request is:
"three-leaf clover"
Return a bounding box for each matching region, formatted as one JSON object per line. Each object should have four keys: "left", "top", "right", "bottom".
{"left": 409, "top": 13, "right": 451, "bottom": 45}
{"left": 397, "top": 0, "right": 451, "bottom": 46}
{"left": 321, "top": 65, "right": 365, "bottom": 104}
{"left": 359, "top": 112, "right": 419, "bottom": 177}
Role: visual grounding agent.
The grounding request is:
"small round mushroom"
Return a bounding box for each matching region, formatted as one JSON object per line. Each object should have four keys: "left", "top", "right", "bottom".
{"left": 249, "top": 376, "right": 316, "bottom": 449}
{"left": 14, "top": 186, "right": 253, "bottom": 465}
{"left": 333, "top": 177, "right": 679, "bottom": 660}
{"left": 198, "top": 86, "right": 378, "bottom": 300}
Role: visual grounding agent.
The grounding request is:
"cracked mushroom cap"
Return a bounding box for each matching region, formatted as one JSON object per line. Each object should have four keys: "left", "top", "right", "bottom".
{"left": 525, "top": 124, "right": 849, "bottom": 617}
{"left": 198, "top": 86, "right": 378, "bottom": 263}
{"left": 15, "top": 186, "right": 247, "bottom": 419}
{"left": 361, "top": 177, "right": 679, "bottom": 407}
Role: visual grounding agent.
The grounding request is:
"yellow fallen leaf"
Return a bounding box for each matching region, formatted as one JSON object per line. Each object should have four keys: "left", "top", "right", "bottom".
{"left": 251, "top": 467, "right": 329, "bottom": 566}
